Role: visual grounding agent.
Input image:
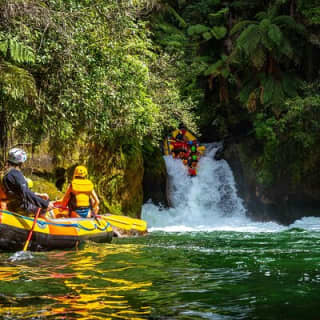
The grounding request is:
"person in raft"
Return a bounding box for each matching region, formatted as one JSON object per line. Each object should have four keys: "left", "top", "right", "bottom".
{"left": 61, "top": 165, "right": 100, "bottom": 218}
{"left": 2, "top": 148, "right": 55, "bottom": 215}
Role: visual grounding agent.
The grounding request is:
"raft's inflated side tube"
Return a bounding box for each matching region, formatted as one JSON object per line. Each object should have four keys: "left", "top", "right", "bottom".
{"left": 197, "top": 145, "right": 206, "bottom": 155}
{"left": 171, "top": 129, "right": 197, "bottom": 142}
{"left": 0, "top": 210, "right": 113, "bottom": 252}
{"left": 164, "top": 130, "right": 206, "bottom": 156}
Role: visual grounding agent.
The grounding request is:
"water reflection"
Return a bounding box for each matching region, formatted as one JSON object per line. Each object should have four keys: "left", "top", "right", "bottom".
{"left": 0, "top": 243, "right": 152, "bottom": 319}
{"left": 2, "top": 232, "right": 320, "bottom": 320}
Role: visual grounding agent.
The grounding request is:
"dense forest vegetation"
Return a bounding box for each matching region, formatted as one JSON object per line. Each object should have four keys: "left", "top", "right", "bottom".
{"left": 0, "top": 0, "right": 197, "bottom": 161}
{"left": 150, "top": 0, "right": 320, "bottom": 188}
{"left": 1, "top": 0, "right": 320, "bottom": 216}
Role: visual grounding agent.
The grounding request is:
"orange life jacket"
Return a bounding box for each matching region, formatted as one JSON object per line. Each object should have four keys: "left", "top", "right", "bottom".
{"left": 71, "top": 178, "right": 93, "bottom": 208}
{"left": 0, "top": 185, "right": 8, "bottom": 210}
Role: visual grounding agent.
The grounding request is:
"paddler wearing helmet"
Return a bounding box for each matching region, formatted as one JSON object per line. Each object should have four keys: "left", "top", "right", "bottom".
{"left": 61, "top": 165, "right": 100, "bottom": 218}
{"left": 2, "top": 147, "right": 54, "bottom": 215}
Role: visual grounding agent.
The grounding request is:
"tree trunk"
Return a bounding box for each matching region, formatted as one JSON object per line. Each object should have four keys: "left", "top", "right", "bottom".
{"left": 290, "top": 0, "right": 295, "bottom": 17}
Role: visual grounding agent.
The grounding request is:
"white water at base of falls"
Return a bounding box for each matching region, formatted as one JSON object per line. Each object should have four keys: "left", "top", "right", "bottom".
{"left": 142, "top": 143, "right": 320, "bottom": 233}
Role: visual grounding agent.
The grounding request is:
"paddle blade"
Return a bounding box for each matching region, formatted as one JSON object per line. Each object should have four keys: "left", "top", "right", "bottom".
{"left": 23, "top": 239, "right": 30, "bottom": 252}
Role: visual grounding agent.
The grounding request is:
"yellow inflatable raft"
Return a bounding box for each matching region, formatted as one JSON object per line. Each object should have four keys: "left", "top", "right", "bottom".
{"left": 0, "top": 209, "right": 113, "bottom": 252}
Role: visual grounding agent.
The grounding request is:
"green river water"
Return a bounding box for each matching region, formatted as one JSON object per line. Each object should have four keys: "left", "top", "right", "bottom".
{"left": 1, "top": 229, "right": 320, "bottom": 320}
{"left": 1, "top": 146, "right": 320, "bottom": 319}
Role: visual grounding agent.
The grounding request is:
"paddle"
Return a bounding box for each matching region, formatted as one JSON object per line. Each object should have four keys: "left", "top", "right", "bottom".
{"left": 23, "top": 207, "right": 41, "bottom": 251}
{"left": 99, "top": 214, "right": 147, "bottom": 232}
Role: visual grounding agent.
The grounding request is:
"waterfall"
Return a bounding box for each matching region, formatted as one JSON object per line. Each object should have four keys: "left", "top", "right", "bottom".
{"left": 142, "top": 142, "right": 320, "bottom": 233}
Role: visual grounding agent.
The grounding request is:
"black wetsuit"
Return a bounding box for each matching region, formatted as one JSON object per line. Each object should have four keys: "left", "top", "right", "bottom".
{"left": 3, "top": 168, "right": 49, "bottom": 214}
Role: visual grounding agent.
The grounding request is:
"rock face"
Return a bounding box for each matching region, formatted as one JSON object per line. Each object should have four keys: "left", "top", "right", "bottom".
{"left": 24, "top": 140, "right": 145, "bottom": 219}
{"left": 222, "top": 138, "right": 320, "bottom": 225}
{"left": 89, "top": 144, "right": 144, "bottom": 219}
{"left": 142, "top": 143, "right": 168, "bottom": 207}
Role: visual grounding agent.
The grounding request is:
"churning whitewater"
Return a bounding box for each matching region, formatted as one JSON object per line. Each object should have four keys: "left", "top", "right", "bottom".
{"left": 142, "top": 143, "right": 320, "bottom": 232}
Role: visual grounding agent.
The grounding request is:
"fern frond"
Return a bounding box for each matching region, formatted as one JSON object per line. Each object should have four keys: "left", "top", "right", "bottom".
{"left": 167, "top": 5, "right": 187, "bottom": 28}
{"left": 203, "top": 32, "right": 212, "bottom": 41}
{"left": 259, "top": 18, "right": 271, "bottom": 32}
{"left": 267, "top": 24, "right": 283, "bottom": 47}
{"left": 237, "top": 24, "right": 261, "bottom": 55}
{"left": 208, "top": 8, "right": 229, "bottom": 25}
{"left": 187, "top": 24, "right": 210, "bottom": 36}
{"left": 211, "top": 26, "right": 227, "bottom": 40}
{"left": 256, "top": 11, "right": 268, "bottom": 21}
{"left": 230, "top": 20, "right": 256, "bottom": 35}
{"left": 0, "top": 62, "right": 37, "bottom": 102}
{"left": 204, "top": 60, "right": 224, "bottom": 76}
{"left": 8, "top": 38, "right": 35, "bottom": 63}
{"left": 272, "top": 15, "right": 295, "bottom": 27}
{"left": 279, "top": 37, "right": 293, "bottom": 59}
{"left": 261, "top": 76, "right": 276, "bottom": 105}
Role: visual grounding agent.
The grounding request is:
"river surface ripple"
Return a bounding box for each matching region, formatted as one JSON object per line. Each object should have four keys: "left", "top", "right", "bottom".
{"left": 1, "top": 228, "right": 320, "bottom": 320}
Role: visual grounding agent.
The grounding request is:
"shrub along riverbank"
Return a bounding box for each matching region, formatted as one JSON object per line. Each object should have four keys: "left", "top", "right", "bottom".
{"left": 1, "top": 0, "right": 320, "bottom": 220}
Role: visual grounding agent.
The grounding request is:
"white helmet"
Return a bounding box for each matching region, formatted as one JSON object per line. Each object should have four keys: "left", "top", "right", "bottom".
{"left": 8, "top": 148, "right": 27, "bottom": 164}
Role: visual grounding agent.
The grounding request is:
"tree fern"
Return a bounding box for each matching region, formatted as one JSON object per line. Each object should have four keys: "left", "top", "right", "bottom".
{"left": 230, "top": 20, "right": 256, "bottom": 36}
{"left": 204, "top": 59, "right": 224, "bottom": 76}
{"left": 267, "top": 24, "right": 282, "bottom": 47}
{"left": 279, "top": 37, "right": 293, "bottom": 59}
{"left": 211, "top": 26, "right": 227, "bottom": 40}
{"left": 187, "top": 24, "right": 210, "bottom": 36}
{"left": 0, "top": 39, "right": 8, "bottom": 56}
{"left": 0, "top": 62, "right": 37, "bottom": 102}
{"left": 251, "top": 46, "right": 266, "bottom": 70}
{"left": 208, "top": 7, "right": 229, "bottom": 25}
{"left": 0, "top": 36, "right": 35, "bottom": 64}
{"left": 166, "top": 5, "right": 187, "bottom": 28}
{"left": 202, "top": 32, "right": 212, "bottom": 41}
{"left": 237, "top": 24, "right": 261, "bottom": 55}
{"left": 255, "top": 11, "right": 268, "bottom": 21}
{"left": 261, "top": 76, "right": 276, "bottom": 105}
{"left": 272, "top": 15, "right": 306, "bottom": 35}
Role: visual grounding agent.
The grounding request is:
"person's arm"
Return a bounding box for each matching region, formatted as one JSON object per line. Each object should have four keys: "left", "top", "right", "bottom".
{"left": 21, "top": 184, "right": 50, "bottom": 209}
{"left": 61, "top": 184, "right": 72, "bottom": 208}
{"left": 9, "top": 170, "right": 49, "bottom": 209}
{"left": 91, "top": 189, "right": 100, "bottom": 214}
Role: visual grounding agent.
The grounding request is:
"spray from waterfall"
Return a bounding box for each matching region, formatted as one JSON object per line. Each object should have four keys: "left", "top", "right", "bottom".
{"left": 142, "top": 143, "right": 320, "bottom": 233}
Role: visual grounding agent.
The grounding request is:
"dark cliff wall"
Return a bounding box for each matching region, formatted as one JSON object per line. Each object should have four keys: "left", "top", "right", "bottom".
{"left": 222, "top": 138, "right": 320, "bottom": 225}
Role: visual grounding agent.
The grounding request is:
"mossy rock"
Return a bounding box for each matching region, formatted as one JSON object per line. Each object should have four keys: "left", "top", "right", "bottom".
{"left": 142, "top": 140, "right": 168, "bottom": 206}
{"left": 30, "top": 175, "right": 64, "bottom": 201}
{"left": 88, "top": 143, "right": 144, "bottom": 218}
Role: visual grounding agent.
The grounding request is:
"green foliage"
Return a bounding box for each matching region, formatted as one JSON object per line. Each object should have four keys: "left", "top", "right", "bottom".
{"left": 0, "top": 0, "right": 198, "bottom": 161}
{"left": 253, "top": 81, "right": 320, "bottom": 185}
{"left": 148, "top": 0, "right": 320, "bottom": 192}
{"left": 230, "top": 20, "right": 255, "bottom": 35}
{"left": 187, "top": 24, "right": 210, "bottom": 36}
{"left": 0, "top": 0, "right": 319, "bottom": 196}
{"left": 211, "top": 26, "right": 227, "bottom": 39}
{"left": 0, "top": 33, "right": 35, "bottom": 64}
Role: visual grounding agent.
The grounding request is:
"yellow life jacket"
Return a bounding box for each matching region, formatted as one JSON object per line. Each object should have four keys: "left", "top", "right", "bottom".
{"left": 71, "top": 178, "right": 94, "bottom": 208}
